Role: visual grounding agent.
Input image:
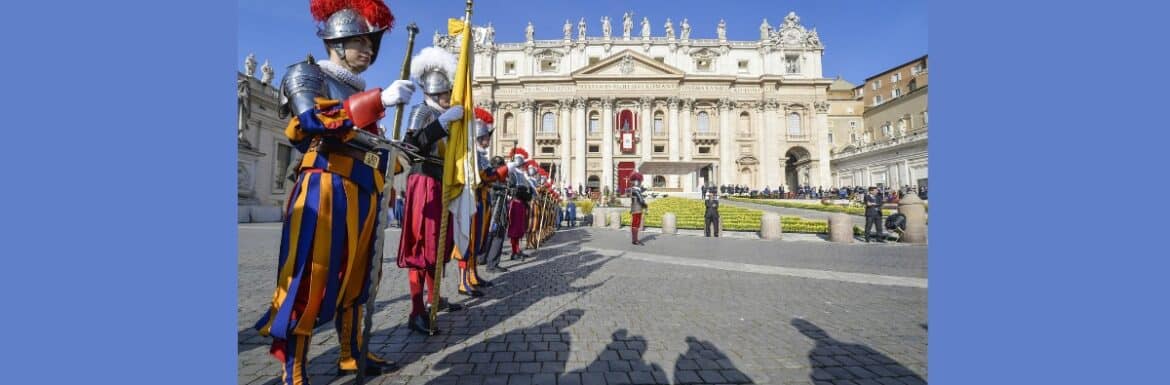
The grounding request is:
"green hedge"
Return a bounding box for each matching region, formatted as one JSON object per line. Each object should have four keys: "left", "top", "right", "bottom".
{"left": 616, "top": 197, "right": 862, "bottom": 235}
{"left": 727, "top": 197, "right": 897, "bottom": 217}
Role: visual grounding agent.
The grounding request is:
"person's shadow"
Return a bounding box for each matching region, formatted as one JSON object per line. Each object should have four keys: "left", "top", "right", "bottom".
{"left": 791, "top": 318, "right": 926, "bottom": 385}
{"left": 670, "top": 336, "right": 753, "bottom": 384}
{"left": 424, "top": 308, "right": 586, "bottom": 385}
{"left": 566, "top": 329, "right": 670, "bottom": 385}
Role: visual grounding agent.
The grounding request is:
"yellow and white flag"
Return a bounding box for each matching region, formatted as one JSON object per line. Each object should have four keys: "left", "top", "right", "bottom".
{"left": 444, "top": 17, "right": 480, "bottom": 260}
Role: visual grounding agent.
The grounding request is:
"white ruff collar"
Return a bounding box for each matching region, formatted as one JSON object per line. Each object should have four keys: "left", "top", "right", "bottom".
{"left": 319, "top": 60, "right": 366, "bottom": 90}
{"left": 424, "top": 97, "right": 449, "bottom": 113}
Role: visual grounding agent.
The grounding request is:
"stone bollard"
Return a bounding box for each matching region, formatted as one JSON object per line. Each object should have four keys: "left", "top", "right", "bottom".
{"left": 759, "top": 212, "right": 783, "bottom": 240}
{"left": 828, "top": 213, "right": 854, "bottom": 243}
{"left": 592, "top": 209, "right": 607, "bottom": 228}
{"left": 609, "top": 212, "right": 622, "bottom": 230}
{"left": 662, "top": 212, "right": 678, "bottom": 235}
{"left": 898, "top": 192, "right": 928, "bottom": 243}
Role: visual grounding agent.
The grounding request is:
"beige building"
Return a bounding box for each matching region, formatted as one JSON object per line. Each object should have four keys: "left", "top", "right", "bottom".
{"left": 442, "top": 12, "right": 836, "bottom": 195}
{"left": 238, "top": 57, "right": 295, "bottom": 222}
{"left": 831, "top": 55, "right": 928, "bottom": 189}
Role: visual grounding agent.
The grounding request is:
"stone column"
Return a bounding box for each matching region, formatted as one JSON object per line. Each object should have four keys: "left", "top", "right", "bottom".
{"left": 754, "top": 102, "right": 767, "bottom": 189}
{"left": 901, "top": 159, "right": 911, "bottom": 189}
{"left": 718, "top": 98, "right": 734, "bottom": 186}
{"left": 667, "top": 97, "right": 680, "bottom": 188}
{"left": 815, "top": 102, "right": 831, "bottom": 189}
{"left": 763, "top": 99, "right": 781, "bottom": 189}
{"left": 559, "top": 99, "right": 572, "bottom": 186}
{"left": 640, "top": 96, "right": 653, "bottom": 162}
{"left": 574, "top": 98, "right": 587, "bottom": 188}
{"left": 601, "top": 97, "right": 615, "bottom": 192}
{"left": 520, "top": 99, "right": 535, "bottom": 153}
{"left": 680, "top": 98, "right": 694, "bottom": 193}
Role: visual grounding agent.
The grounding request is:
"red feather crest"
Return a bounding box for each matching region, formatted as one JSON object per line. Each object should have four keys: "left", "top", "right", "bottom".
{"left": 474, "top": 107, "right": 494, "bottom": 124}
{"left": 309, "top": 0, "right": 395, "bottom": 29}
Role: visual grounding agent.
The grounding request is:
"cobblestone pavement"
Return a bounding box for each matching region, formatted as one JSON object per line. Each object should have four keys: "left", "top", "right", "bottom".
{"left": 240, "top": 224, "right": 927, "bottom": 385}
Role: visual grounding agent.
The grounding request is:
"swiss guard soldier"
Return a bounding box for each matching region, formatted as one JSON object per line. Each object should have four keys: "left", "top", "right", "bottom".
{"left": 628, "top": 172, "right": 648, "bottom": 245}
{"left": 507, "top": 149, "right": 535, "bottom": 260}
{"left": 396, "top": 46, "right": 467, "bottom": 335}
{"left": 459, "top": 107, "right": 505, "bottom": 297}
{"left": 253, "top": 0, "right": 413, "bottom": 382}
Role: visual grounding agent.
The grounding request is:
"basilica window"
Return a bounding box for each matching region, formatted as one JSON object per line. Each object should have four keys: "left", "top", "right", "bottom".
{"left": 588, "top": 111, "right": 600, "bottom": 136}
{"left": 654, "top": 145, "right": 665, "bottom": 153}
{"left": 784, "top": 55, "right": 801, "bottom": 74}
{"left": 588, "top": 144, "right": 599, "bottom": 153}
{"left": 652, "top": 176, "right": 666, "bottom": 188}
{"left": 787, "top": 112, "right": 802, "bottom": 136}
{"left": 504, "top": 61, "right": 516, "bottom": 75}
{"left": 653, "top": 112, "right": 665, "bottom": 136}
{"left": 503, "top": 113, "right": 513, "bottom": 134}
{"left": 697, "top": 111, "right": 710, "bottom": 133}
{"left": 541, "top": 112, "right": 556, "bottom": 133}
{"left": 738, "top": 112, "right": 751, "bottom": 136}
{"left": 698, "top": 146, "right": 711, "bottom": 154}
{"left": 542, "top": 146, "right": 555, "bottom": 154}
{"left": 540, "top": 58, "right": 558, "bottom": 73}
{"left": 882, "top": 122, "right": 892, "bottom": 137}
{"left": 696, "top": 59, "right": 712, "bottom": 72}
{"left": 737, "top": 60, "right": 749, "bottom": 73}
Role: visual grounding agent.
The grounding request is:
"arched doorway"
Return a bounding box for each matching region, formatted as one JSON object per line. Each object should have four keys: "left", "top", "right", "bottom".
{"left": 587, "top": 175, "right": 600, "bottom": 192}
{"left": 784, "top": 146, "right": 812, "bottom": 191}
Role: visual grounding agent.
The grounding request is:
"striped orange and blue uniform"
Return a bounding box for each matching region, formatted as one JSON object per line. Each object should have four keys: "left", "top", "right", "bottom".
{"left": 254, "top": 98, "right": 389, "bottom": 384}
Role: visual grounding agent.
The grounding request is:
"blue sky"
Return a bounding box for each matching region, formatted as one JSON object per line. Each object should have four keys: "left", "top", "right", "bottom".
{"left": 239, "top": 0, "right": 926, "bottom": 125}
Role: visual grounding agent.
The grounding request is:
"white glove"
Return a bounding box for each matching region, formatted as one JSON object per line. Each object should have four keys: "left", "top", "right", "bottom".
{"left": 381, "top": 79, "right": 415, "bottom": 107}
{"left": 438, "top": 105, "right": 464, "bottom": 130}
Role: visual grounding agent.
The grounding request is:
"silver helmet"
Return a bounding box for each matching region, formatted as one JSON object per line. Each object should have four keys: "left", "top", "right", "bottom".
{"left": 318, "top": 8, "right": 388, "bottom": 65}
{"left": 418, "top": 69, "right": 453, "bottom": 94}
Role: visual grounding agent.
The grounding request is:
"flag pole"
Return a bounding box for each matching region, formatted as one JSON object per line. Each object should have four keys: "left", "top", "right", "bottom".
{"left": 428, "top": 0, "right": 474, "bottom": 336}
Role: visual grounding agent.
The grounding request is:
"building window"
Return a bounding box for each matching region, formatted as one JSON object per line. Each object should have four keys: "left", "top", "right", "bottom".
{"left": 653, "top": 112, "right": 665, "bottom": 135}
{"left": 738, "top": 112, "right": 751, "bottom": 136}
{"left": 696, "top": 59, "right": 712, "bottom": 71}
{"left": 541, "top": 112, "right": 556, "bottom": 133}
{"left": 504, "top": 61, "right": 516, "bottom": 75}
{"left": 273, "top": 143, "right": 292, "bottom": 191}
{"left": 737, "top": 60, "right": 748, "bottom": 72}
{"left": 697, "top": 111, "right": 710, "bottom": 132}
{"left": 654, "top": 145, "right": 665, "bottom": 153}
{"left": 828, "top": 131, "right": 834, "bottom": 144}
{"left": 588, "top": 144, "right": 600, "bottom": 153}
{"left": 897, "top": 119, "right": 906, "bottom": 135}
{"left": 784, "top": 55, "right": 800, "bottom": 74}
{"left": 892, "top": 88, "right": 902, "bottom": 98}
{"left": 540, "top": 58, "right": 557, "bottom": 72}
{"left": 654, "top": 57, "right": 665, "bottom": 63}
{"left": 873, "top": 95, "right": 883, "bottom": 105}
{"left": 787, "top": 112, "right": 802, "bottom": 136}
{"left": 503, "top": 112, "right": 513, "bottom": 134}
{"left": 891, "top": 72, "right": 901, "bottom": 83}
{"left": 589, "top": 57, "right": 599, "bottom": 65}
{"left": 698, "top": 146, "right": 711, "bottom": 154}
{"left": 882, "top": 122, "right": 892, "bottom": 137}
{"left": 857, "top": 88, "right": 864, "bottom": 97}
{"left": 872, "top": 80, "right": 880, "bottom": 90}
{"left": 909, "top": 79, "right": 918, "bottom": 91}
{"left": 652, "top": 175, "right": 666, "bottom": 188}
{"left": 588, "top": 111, "right": 600, "bottom": 135}
{"left": 850, "top": 120, "right": 857, "bottom": 129}
{"left": 922, "top": 111, "right": 928, "bottom": 126}
{"left": 542, "top": 146, "right": 555, "bottom": 154}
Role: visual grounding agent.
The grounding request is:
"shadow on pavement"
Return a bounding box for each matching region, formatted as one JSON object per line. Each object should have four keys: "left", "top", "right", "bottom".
{"left": 792, "top": 318, "right": 926, "bottom": 385}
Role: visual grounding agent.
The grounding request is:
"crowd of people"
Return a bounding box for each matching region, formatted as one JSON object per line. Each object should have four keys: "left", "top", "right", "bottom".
{"left": 717, "top": 184, "right": 927, "bottom": 202}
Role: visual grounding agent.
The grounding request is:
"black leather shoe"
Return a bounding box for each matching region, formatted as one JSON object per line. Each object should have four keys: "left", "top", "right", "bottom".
{"left": 337, "top": 356, "right": 396, "bottom": 376}
{"left": 440, "top": 298, "right": 464, "bottom": 312}
{"left": 458, "top": 288, "right": 484, "bottom": 297}
{"left": 490, "top": 264, "right": 509, "bottom": 272}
